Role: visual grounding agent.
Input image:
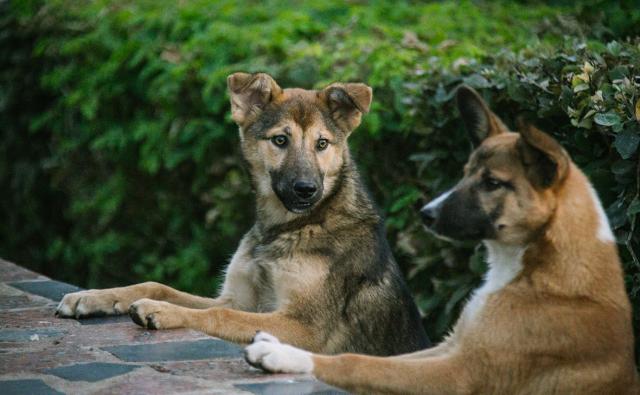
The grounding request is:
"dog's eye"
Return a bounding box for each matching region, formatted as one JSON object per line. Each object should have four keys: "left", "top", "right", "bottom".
{"left": 483, "top": 177, "right": 507, "bottom": 191}
{"left": 271, "top": 135, "right": 288, "bottom": 148}
{"left": 316, "top": 138, "right": 329, "bottom": 151}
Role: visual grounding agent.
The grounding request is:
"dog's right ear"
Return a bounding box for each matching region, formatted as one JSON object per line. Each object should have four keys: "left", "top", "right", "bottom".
{"left": 227, "top": 72, "right": 282, "bottom": 127}
{"left": 456, "top": 85, "right": 507, "bottom": 145}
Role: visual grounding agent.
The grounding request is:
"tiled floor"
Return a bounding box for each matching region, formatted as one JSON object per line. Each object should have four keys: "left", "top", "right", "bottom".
{"left": 0, "top": 258, "right": 346, "bottom": 394}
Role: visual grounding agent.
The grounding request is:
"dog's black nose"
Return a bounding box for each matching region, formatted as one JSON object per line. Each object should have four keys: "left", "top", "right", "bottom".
{"left": 420, "top": 205, "right": 437, "bottom": 227}
{"left": 293, "top": 181, "right": 318, "bottom": 199}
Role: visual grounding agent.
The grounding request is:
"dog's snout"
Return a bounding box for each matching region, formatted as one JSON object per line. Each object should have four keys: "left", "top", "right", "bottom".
{"left": 420, "top": 205, "right": 437, "bottom": 227}
{"left": 293, "top": 181, "right": 318, "bottom": 199}
{"left": 420, "top": 189, "right": 454, "bottom": 228}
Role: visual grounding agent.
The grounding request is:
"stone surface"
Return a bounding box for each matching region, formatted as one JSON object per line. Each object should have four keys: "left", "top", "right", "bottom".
{"left": 0, "top": 379, "right": 63, "bottom": 395}
{"left": 0, "top": 257, "right": 345, "bottom": 394}
{"left": 236, "top": 380, "right": 347, "bottom": 395}
{"left": 103, "top": 338, "right": 243, "bottom": 362}
{"left": 8, "top": 280, "right": 83, "bottom": 302}
{"left": 78, "top": 315, "right": 132, "bottom": 325}
{"left": 0, "top": 259, "right": 43, "bottom": 282}
{"left": 0, "top": 327, "right": 66, "bottom": 342}
{"left": 0, "top": 345, "right": 112, "bottom": 374}
{"left": 45, "top": 362, "right": 140, "bottom": 382}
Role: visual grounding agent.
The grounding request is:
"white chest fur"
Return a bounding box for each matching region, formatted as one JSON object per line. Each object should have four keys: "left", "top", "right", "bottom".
{"left": 587, "top": 184, "right": 615, "bottom": 243}
{"left": 462, "top": 241, "right": 525, "bottom": 323}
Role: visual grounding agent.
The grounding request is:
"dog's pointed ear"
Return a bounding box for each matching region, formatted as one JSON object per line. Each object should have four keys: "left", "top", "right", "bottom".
{"left": 322, "top": 83, "right": 372, "bottom": 132}
{"left": 456, "top": 85, "right": 507, "bottom": 145}
{"left": 227, "top": 72, "right": 282, "bottom": 127}
{"left": 517, "top": 122, "right": 569, "bottom": 189}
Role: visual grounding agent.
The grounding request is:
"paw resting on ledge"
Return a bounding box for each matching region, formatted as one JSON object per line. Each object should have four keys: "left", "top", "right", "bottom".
{"left": 127, "top": 298, "right": 184, "bottom": 330}
{"left": 244, "top": 331, "right": 314, "bottom": 374}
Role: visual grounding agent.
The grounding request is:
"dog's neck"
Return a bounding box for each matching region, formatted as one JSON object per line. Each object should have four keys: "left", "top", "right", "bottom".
{"left": 521, "top": 164, "right": 626, "bottom": 302}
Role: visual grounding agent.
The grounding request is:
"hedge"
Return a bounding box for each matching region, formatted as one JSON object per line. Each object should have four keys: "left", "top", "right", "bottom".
{"left": 1, "top": 0, "right": 639, "bottom": 363}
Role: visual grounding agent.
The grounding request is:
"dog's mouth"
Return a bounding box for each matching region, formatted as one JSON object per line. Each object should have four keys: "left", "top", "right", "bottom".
{"left": 422, "top": 224, "right": 456, "bottom": 243}
{"left": 421, "top": 216, "right": 494, "bottom": 243}
{"left": 286, "top": 200, "right": 315, "bottom": 214}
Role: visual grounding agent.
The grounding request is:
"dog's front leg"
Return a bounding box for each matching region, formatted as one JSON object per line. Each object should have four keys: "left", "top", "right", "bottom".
{"left": 312, "top": 353, "right": 471, "bottom": 394}
{"left": 128, "top": 302, "right": 321, "bottom": 351}
{"left": 389, "top": 340, "right": 454, "bottom": 360}
{"left": 56, "top": 282, "right": 225, "bottom": 318}
{"left": 246, "top": 338, "right": 471, "bottom": 395}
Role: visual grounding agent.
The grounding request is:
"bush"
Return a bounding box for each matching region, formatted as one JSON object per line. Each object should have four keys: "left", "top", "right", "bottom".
{"left": 1, "top": 0, "right": 639, "bottom": 363}
{"left": 0, "top": 0, "right": 566, "bottom": 291}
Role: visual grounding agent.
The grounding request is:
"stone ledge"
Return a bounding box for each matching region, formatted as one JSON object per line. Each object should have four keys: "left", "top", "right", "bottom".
{"left": 0, "top": 258, "right": 346, "bottom": 394}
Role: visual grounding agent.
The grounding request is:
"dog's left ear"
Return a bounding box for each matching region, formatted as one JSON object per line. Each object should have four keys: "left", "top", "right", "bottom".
{"left": 322, "top": 83, "right": 372, "bottom": 132}
{"left": 517, "top": 122, "right": 569, "bottom": 189}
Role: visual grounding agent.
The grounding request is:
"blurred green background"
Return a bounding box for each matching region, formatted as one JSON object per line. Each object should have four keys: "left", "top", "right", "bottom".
{"left": 2, "top": 0, "right": 639, "bottom": 361}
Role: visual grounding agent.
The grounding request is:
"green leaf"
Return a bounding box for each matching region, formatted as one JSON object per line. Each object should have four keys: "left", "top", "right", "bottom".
{"left": 628, "top": 197, "right": 640, "bottom": 217}
{"left": 614, "top": 131, "right": 640, "bottom": 159}
{"left": 573, "top": 83, "right": 589, "bottom": 93}
{"left": 606, "top": 41, "right": 622, "bottom": 56}
{"left": 594, "top": 112, "right": 621, "bottom": 127}
{"left": 611, "top": 160, "right": 635, "bottom": 176}
{"left": 462, "top": 74, "right": 491, "bottom": 89}
{"left": 444, "top": 285, "right": 472, "bottom": 315}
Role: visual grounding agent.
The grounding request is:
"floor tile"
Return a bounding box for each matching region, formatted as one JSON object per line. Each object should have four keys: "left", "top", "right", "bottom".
{"left": 0, "top": 379, "right": 63, "bottom": 395}
{"left": 8, "top": 280, "right": 83, "bottom": 302}
{"left": 102, "top": 338, "right": 242, "bottom": 362}
{"left": 236, "top": 380, "right": 347, "bottom": 395}
{"left": 45, "top": 362, "right": 140, "bottom": 382}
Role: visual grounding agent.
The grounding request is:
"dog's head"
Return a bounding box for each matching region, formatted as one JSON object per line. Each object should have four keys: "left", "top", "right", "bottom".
{"left": 227, "top": 72, "right": 371, "bottom": 214}
{"left": 421, "top": 86, "right": 570, "bottom": 245}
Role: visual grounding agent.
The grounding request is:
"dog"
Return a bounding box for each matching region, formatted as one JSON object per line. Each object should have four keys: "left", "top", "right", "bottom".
{"left": 244, "top": 85, "right": 639, "bottom": 394}
{"left": 55, "top": 72, "right": 430, "bottom": 356}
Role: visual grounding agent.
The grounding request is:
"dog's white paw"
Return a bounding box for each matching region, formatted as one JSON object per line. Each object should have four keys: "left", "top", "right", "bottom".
{"left": 252, "top": 331, "right": 281, "bottom": 344}
{"left": 244, "top": 339, "right": 314, "bottom": 374}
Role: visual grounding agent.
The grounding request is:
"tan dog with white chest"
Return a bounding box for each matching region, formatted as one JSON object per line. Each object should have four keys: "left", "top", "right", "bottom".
{"left": 244, "top": 86, "right": 639, "bottom": 394}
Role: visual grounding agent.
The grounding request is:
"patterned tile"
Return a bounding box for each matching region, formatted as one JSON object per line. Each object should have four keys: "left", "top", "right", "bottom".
{"left": 0, "top": 379, "right": 63, "bottom": 395}
{"left": 102, "top": 338, "right": 242, "bottom": 362}
{"left": 8, "top": 280, "right": 83, "bottom": 302}
{"left": 45, "top": 362, "right": 140, "bottom": 382}
{"left": 236, "top": 380, "right": 347, "bottom": 395}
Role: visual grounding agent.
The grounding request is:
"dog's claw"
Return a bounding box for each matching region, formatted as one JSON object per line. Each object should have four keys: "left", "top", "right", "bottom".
{"left": 128, "top": 305, "right": 145, "bottom": 327}
{"left": 146, "top": 314, "right": 158, "bottom": 330}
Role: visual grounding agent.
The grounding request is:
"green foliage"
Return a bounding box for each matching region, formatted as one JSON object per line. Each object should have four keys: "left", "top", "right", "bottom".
{"left": 1, "top": 0, "right": 639, "bottom": 363}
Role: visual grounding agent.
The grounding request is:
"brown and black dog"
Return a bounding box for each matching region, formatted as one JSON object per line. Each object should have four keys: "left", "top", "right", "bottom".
{"left": 55, "top": 72, "right": 429, "bottom": 357}
{"left": 244, "top": 86, "right": 639, "bottom": 394}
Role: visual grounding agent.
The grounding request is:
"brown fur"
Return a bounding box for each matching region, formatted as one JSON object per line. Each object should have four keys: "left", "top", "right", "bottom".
{"left": 55, "top": 72, "right": 429, "bottom": 356}
{"left": 245, "top": 86, "right": 638, "bottom": 394}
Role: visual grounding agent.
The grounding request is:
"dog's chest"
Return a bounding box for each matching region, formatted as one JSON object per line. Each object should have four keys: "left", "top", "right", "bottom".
{"left": 250, "top": 233, "right": 327, "bottom": 312}
{"left": 462, "top": 242, "right": 524, "bottom": 324}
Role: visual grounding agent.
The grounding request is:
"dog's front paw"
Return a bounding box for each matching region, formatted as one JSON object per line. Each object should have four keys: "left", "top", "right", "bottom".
{"left": 56, "top": 290, "right": 126, "bottom": 318}
{"left": 252, "top": 331, "right": 281, "bottom": 344}
{"left": 128, "top": 299, "right": 183, "bottom": 330}
{"left": 244, "top": 338, "right": 314, "bottom": 374}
